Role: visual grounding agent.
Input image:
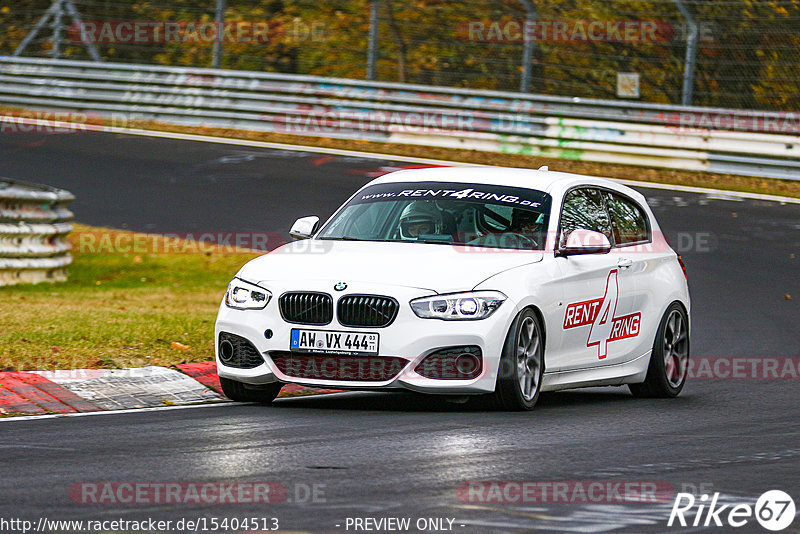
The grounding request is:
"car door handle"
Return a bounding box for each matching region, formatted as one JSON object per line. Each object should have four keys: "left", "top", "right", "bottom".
{"left": 617, "top": 258, "right": 633, "bottom": 269}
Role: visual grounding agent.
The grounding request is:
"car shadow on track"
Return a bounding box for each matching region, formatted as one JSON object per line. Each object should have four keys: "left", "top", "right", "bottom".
{"left": 265, "top": 388, "right": 649, "bottom": 413}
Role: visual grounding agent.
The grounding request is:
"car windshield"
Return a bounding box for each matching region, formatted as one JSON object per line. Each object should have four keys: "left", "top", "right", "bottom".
{"left": 318, "top": 181, "right": 552, "bottom": 250}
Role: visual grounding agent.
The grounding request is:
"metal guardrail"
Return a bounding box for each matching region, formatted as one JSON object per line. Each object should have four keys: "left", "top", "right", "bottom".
{"left": 0, "top": 177, "right": 73, "bottom": 286}
{"left": 0, "top": 56, "right": 798, "bottom": 180}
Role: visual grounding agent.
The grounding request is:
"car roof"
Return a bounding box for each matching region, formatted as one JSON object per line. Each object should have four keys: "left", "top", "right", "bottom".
{"left": 367, "top": 166, "right": 647, "bottom": 205}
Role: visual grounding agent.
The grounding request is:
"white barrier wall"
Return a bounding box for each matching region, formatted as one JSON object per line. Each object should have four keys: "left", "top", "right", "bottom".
{"left": 0, "top": 56, "right": 798, "bottom": 180}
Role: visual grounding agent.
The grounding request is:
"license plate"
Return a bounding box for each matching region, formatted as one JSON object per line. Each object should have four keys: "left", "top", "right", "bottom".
{"left": 290, "top": 329, "right": 379, "bottom": 355}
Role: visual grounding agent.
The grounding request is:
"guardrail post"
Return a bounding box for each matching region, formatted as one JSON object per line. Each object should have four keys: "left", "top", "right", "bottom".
{"left": 366, "top": 0, "right": 380, "bottom": 80}
{"left": 50, "top": 0, "right": 64, "bottom": 59}
{"left": 63, "top": 1, "right": 102, "bottom": 62}
{"left": 213, "top": 0, "right": 227, "bottom": 68}
{"left": 673, "top": 0, "right": 698, "bottom": 106}
{"left": 13, "top": 2, "right": 59, "bottom": 57}
{"left": 13, "top": 0, "right": 101, "bottom": 62}
{"left": 518, "top": 0, "right": 536, "bottom": 93}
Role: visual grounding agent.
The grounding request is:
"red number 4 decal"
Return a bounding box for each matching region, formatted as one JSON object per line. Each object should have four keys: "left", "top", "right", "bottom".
{"left": 587, "top": 270, "right": 619, "bottom": 360}
{"left": 563, "top": 270, "right": 642, "bottom": 360}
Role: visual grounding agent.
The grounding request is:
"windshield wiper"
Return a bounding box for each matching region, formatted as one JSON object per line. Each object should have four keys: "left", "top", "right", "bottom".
{"left": 318, "top": 236, "right": 361, "bottom": 241}
{"left": 414, "top": 238, "right": 454, "bottom": 245}
{"left": 320, "top": 236, "right": 459, "bottom": 244}
{"left": 320, "top": 236, "right": 403, "bottom": 243}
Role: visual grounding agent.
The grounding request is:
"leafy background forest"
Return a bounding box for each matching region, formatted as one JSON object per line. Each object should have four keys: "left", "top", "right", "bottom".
{"left": 1, "top": 0, "right": 798, "bottom": 110}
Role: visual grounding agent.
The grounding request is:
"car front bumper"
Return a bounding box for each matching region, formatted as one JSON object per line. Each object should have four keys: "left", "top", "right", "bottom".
{"left": 214, "top": 281, "right": 517, "bottom": 395}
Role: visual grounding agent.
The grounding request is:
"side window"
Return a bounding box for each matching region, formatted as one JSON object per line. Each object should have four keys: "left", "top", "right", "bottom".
{"left": 560, "top": 188, "right": 613, "bottom": 242}
{"left": 606, "top": 193, "right": 650, "bottom": 245}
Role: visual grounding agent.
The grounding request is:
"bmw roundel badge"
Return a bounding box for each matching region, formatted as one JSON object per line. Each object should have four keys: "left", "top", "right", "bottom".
{"left": 334, "top": 282, "right": 348, "bottom": 291}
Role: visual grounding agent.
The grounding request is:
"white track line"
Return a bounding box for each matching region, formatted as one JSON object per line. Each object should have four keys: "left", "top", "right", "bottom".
{"left": 0, "top": 116, "right": 482, "bottom": 168}
{"left": 107, "top": 126, "right": 800, "bottom": 204}
{"left": 0, "top": 391, "right": 357, "bottom": 422}
{"left": 90, "top": 125, "right": 800, "bottom": 205}
{"left": 3, "top": 115, "right": 799, "bottom": 204}
{"left": 106, "top": 125, "right": 488, "bottom": 167}
{"left": 0, "top": 400, "right": 232, "bottom": 422}
{"left": 613, "top": 178, "right": 800, "bottom": 204}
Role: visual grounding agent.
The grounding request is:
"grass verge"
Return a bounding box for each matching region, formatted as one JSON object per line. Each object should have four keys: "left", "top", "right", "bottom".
{"left": 0, "top": 224, "right": 260, "bottom": 371}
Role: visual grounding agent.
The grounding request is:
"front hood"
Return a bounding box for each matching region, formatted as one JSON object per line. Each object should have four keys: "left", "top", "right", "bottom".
{"left": 237, "top": 240, "right": 543, "bottom": 293}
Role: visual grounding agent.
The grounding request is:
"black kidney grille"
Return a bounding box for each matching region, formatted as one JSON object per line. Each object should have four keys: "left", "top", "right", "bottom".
{"left": 337, "top": 295, "right": 399, "bottom": 328}
{"left": 279, "top": 292, "right": 333, "bottom": 325}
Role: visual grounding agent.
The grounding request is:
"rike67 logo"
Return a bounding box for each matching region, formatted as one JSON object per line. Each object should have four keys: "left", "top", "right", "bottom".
{"left": 563, "top": 270, "right": 641, "bottom": 359}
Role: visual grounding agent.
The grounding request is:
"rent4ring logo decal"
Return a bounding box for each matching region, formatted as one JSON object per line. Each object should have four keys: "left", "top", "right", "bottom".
{"left": 361, "top": 187, "right": 542, "bottom": 207}
{"left": 563, "top": 270, "right": 641, "bottom": 359}
{"left": 354, "top": 181, "right": 551, "bottom": 210}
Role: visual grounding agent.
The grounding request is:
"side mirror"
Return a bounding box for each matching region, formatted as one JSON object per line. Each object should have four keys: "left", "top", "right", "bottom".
{"left": 557, "top": 229, "right": 612, "bottom": 256}
{"left": 289, "top": 216, "right": 320, "bottom": 240}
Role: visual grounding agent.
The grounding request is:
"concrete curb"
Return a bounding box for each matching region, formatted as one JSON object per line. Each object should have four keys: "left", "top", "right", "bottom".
{"left": 0, "top": 362, "right": 339, "bottom": 416}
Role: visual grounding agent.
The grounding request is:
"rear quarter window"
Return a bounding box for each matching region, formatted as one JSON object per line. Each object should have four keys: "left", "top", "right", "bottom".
{"left": 606, "top": 193, "right": 650, "bottom": 245}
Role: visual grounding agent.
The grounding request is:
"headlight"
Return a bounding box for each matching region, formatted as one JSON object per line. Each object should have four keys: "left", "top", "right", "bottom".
{"left": 410, "top": 291, "right": 506, "bottom": 320}
{"left": 225, "top": 278, "right": 271, "bottom": 310}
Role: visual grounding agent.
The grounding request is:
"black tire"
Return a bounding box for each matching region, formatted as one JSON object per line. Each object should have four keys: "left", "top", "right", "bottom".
{"left": 491, "top": 308, "right": 545, "bottom": 411}
{"left": 219, "top": 377, "right": 283, "bottom": 404}
{"left": 629, "top": 302, "right": 689, "bottom": 398}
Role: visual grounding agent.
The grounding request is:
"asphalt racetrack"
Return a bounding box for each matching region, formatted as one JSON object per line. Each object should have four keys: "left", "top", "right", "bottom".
{"left": 1, "top": 131, "right": 798, "bottom": 533}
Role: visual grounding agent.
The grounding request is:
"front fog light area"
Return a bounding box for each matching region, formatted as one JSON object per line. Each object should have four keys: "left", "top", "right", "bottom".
{"left": 224, "top": 278, "right": 271, "bottom": 310}
{"left": 410, "top": 291, "right": 506, "bottom": 320}
{"left": 217, "top": 332, "right": 265, "bottom": 368}
{"left": 415, "top": 346, "right": 483, "bottom": 379}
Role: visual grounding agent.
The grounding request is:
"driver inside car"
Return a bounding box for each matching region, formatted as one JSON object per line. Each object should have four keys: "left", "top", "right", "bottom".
{"left": 465, "top": 207, "right": 545, "bottom": 249}
{"left": 398, "top": 201, "right": 445, "bottom": 239}
{"left": 509, "top": 209, "right": 545, "bottom": 241}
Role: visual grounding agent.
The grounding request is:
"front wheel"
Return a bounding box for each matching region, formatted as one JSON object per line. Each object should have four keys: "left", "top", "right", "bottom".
{"left": 491, "top": 309, "right": 545, "bottom": 411}
{"left": 629, "top": 303, "right": 689, "bottom": 398}
{"left": 220, "top": 377, "right": 283, "bottom": 404}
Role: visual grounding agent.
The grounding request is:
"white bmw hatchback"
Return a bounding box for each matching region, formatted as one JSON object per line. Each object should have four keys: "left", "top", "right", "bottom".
{"left": 215, "top": 167, "right": 690, "bottom": 410}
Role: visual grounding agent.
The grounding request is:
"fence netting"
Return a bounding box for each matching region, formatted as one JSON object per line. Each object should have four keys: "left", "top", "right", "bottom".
{"left": 1, "top": 0, "right": 798, "bottom": 110}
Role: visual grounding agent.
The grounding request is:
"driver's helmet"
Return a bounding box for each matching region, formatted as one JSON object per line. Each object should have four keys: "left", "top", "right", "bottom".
{"left": 511, "top": 209, "right": 544, "bottom": 233}
{"left": 399, "top": 201, "right": 443, "bottom": 239}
